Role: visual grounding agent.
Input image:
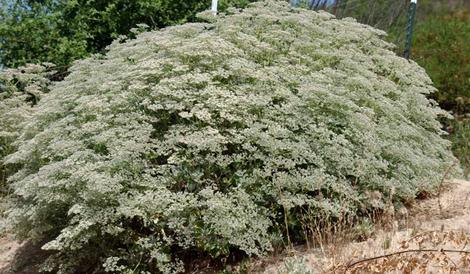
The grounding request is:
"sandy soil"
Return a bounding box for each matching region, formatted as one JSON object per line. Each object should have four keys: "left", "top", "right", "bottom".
{"left": 0, "top": 236, "right": 21, "bottom": 272}
{"left": 0, "top": 237, "right": 43, "bottom": 274}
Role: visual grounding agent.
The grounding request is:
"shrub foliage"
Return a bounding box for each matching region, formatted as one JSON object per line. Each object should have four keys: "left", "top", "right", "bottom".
{"left": 4, "top": 1, "right": 458, "bottom": 272}
{"left": 0, "top": 64, "right": 54, "bottom": 194}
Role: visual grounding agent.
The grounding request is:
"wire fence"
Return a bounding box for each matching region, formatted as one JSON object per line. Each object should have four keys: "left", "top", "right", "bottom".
{"left": 289, "top": 0, "right": 414, "bottom": 55}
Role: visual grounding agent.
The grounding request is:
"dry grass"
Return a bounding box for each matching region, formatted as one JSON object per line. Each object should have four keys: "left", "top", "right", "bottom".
{"left": 251, "top": 179, "right": 470, "bottom": 274}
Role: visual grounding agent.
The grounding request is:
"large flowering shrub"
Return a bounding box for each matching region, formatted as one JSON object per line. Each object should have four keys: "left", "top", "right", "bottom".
{"left": 4, "top": 1, "right": 458, "bottom": 273}
{"left": 0, "top": 64, "right": 54, "bottom": 194}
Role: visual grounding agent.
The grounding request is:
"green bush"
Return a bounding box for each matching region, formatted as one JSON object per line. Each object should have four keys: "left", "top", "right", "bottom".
{"left": 412, "top": 9, "right": 470, "bottom": 114}
{"left": 0, "top": 0, "right": 255, "bottom": 70}
{"left": 4, "top": 1, "right": 458, "bottom": 273}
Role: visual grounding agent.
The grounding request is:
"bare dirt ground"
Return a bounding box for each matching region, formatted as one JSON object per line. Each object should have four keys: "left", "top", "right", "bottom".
{"left": 1, "top": 179, "right": 469, "bottom": 273}
{"left": 0, "top": 237, "right": 20, "bottom": 272}
{"left": 0, "top": 237, "right": 44, "bottom": 274}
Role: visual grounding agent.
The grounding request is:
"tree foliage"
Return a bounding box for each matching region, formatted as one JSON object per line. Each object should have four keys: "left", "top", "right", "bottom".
{"left": 333, "top": 0, "right": 409, "bottom": 36}
{"left": 3, "top": 1, "right": 459, "bottom": 272}
{"left": 0, "top": 0, "right": 254, "bottom": 70}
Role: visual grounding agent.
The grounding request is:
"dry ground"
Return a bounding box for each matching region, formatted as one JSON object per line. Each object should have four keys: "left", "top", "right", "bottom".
{"left": 0, "top": 238, "right": 20, "bottom": 272}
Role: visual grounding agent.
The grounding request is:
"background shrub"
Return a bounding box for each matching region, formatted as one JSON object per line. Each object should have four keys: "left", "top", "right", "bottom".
{"left": 412, "top": 8, "right": 470, "bottom": 115}
{"left": 0, "top": 0, "right": 255, "bottom": 72}
{"left": 411, "top": 2, "right": 470, "bottom": 174}
{"left": 4, "top": 1, "right": 458, "bottom": 273}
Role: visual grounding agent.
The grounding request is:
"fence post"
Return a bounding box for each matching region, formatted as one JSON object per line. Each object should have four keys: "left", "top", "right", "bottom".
{"left": 212, "top": 0, "right": 218, "bottom": 15}
{"left": 404, "top": 0, "right": 417, "bottom": 60}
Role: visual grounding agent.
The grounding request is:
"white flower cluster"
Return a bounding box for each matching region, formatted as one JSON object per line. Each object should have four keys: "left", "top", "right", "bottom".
{"left": 0, "top": 64, "right": 54, "bottom": 193}
{"left": 4, "top": 1, "right": 459, "bottom": 273}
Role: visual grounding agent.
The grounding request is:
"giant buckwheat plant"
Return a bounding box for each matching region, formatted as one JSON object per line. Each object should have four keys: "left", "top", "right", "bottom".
{"left": 4, "top": 1, "right": 459, "bottom": 273}
{"left": 0, "top": 64, "right": 54, "bottom": 194}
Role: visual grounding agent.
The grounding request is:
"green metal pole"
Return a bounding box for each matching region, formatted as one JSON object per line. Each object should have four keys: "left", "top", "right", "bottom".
{"left": 404, "top": 0, "right": 417, "bottom": 60}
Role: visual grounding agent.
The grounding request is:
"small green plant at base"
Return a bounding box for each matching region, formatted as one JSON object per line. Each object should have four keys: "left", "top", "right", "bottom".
{"left": 382, "top": 236, "right": 392, "bottom": 250}
{"left": 277, "top": 256, "right": 314, "bottom": 274}
{"left": 352, "top": 218, "right": 375, "bottom": 241}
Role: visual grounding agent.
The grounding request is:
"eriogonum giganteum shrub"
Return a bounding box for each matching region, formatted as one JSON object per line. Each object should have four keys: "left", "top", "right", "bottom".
{"left": 0, "top": 64, "right": 54, "bottom": 194}
{"left": 4, "top": 1, "right": 459, "bottom": 273}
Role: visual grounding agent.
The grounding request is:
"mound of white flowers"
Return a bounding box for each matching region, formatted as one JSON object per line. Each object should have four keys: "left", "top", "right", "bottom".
{"left": 0, "top": 64, "right": 53, "bottom": 194}
{"left": 4, "top": 1, "right": 458, "bottom": 273}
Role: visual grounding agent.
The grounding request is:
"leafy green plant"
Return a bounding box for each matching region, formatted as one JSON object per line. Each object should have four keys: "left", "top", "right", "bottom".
{"left": 0, "top": 0, "right": 255, "bottom": 71}
{"left": 351, "top": 218, "right": 374, "bottom": 241}
{"left": 277, "top": 256, "right": 314, "bottom": 274}
{"left": 4, "top": 1, "right": 459, "bottom": 273}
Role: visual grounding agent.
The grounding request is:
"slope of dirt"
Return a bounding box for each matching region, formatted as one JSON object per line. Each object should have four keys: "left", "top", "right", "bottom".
{"left": 0, "top": 237, "right": 44, "bottom": 274}
{"left": 410, "top": 179, "right": 470, "bottom": 231}
{"left": 0, "top": 236, "right": 20, "bottom": 271}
